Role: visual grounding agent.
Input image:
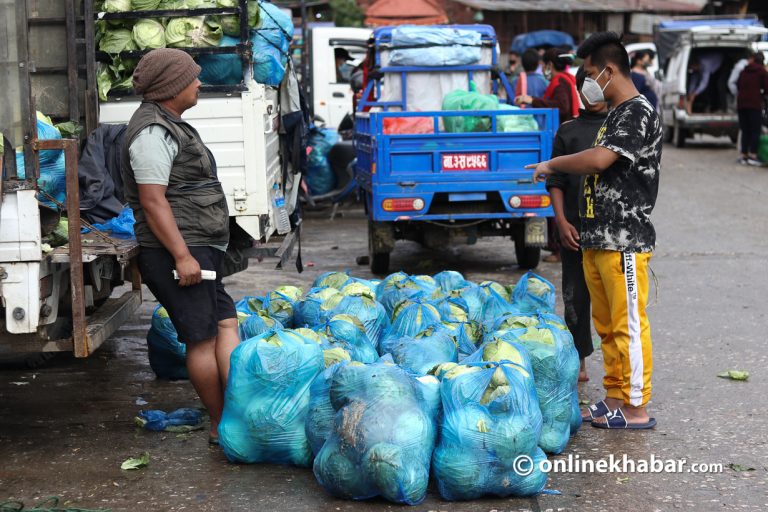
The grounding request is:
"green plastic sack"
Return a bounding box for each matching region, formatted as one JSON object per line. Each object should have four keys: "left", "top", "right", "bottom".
{"left": 442, "top": 84, "right": 499, "bottom": 133}
{"left": 758, "top": 134, "right": 768, "bottom": 163}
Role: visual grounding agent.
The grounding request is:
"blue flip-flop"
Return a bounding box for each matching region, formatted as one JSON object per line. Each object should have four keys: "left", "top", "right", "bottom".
{"left": 581, "top": 400, "right": 613, "bottom": 422}
{"left": 591, "top": 408, "right": 657, "bottom": 430}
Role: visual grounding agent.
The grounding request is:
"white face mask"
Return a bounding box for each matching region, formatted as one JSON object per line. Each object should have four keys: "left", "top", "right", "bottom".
{"left": 581, "top": 67, "right": 611, "bottom": 105}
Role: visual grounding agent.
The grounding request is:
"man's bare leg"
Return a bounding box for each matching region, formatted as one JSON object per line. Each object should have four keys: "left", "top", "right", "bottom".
{"left": 215, "top": 318, "right": 240, "bottom": 388}
{"left": 186, "top": 337, "right": 224, "bottom": 438}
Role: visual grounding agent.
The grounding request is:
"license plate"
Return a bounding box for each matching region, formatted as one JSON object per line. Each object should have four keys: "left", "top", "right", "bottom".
{"left": 441, "top": 153, "right": 489, "bottom": 171}
{"left": 525, "top": 217, "right": 547, "bottom": 248}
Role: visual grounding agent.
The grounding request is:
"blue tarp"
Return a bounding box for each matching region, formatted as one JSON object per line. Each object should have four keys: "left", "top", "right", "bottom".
{"left": 510, "top": 30, "right": 575, "bottom": 55}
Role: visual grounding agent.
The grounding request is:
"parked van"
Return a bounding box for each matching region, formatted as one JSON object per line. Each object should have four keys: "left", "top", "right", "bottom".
{"left": 655, "top": 17, "right": 767, "bottom": 147}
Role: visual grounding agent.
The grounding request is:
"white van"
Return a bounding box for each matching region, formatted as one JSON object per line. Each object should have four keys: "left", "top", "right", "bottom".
{"left": 655, "top": 19, "right": 767, "bottom": 147}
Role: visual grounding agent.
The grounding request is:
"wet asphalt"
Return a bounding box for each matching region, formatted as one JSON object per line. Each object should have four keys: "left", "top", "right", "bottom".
{"left": 1, "top": 139, "right": 767, "bottom": 511}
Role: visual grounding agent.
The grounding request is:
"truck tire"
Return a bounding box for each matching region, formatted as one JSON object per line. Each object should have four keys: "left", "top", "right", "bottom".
{"left": 514, "top": 239, "right": 541, "bottom": 270}
{"left": 673, "top": 121, "right": 686, "bottom": 148}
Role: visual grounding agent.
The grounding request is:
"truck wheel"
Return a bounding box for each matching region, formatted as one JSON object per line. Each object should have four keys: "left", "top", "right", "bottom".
{"left": 514, "top": 239, "right": 541, "bottom": 270}
{"left": 673, "top": 122, "right": 686, "bottom": 148}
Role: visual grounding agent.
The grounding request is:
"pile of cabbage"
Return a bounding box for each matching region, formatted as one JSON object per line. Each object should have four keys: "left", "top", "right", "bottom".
{"left": 147, "top": 269, "right": 581, "bottom": 503}
{"left": 92, "top": 0, "right": 288, "bottom": 99}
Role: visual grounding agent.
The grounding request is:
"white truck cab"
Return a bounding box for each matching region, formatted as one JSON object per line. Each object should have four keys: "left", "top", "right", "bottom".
{"left": 307, "top": 27, "right": 372, "bottom": 128}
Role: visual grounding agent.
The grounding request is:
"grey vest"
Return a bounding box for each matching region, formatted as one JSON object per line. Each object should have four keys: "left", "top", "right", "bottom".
{"left": 122, "top": 102, "right": 229, "bottom": 248}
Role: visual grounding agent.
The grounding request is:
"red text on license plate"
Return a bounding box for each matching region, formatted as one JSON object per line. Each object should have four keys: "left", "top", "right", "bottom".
{"left": 441, "top": 153, "right": 489, "bottom": 171}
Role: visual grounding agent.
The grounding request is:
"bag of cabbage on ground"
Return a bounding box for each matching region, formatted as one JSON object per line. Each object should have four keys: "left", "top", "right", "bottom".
{"left": 146, "top": 306, "right": 188, "bottom": 380}
{"left": 441, "top": 320, "right": 484, "bottom": 360}
{"left": 293, "top": 287, "right": 340, "bottom": 328}
{"left": 389, "top": 324, "right": 458, "bottom": 375}
{"left": 261, "top": 286, "right": 303, "bottom": 327}
{"left": 511, "top": 271, "right": 556, "bottom": 313}
{"left": 449, "top": 283, "right": 488, "bottom": 323}
{"left": 432, "top": 351, "right": 548, "bottom": 500}
{"left": 377, "top": 273, "right": 441, "bottom": 318}
{"left": 379, "top": 301, "right": 441, "bottom": 355}
{"left": 329, "top": 286, "right": 389, "bottom": 350}
{"left": 433, "top": 270, "right": 468, "bottom": 293}
{"left": 218, "top": 329, "right": 324, "bottom": 466}
{"left": 498, "top": 324, "right": 579, "bottom": 454}
{"left": 314, "top": 314, "right": 378, "bottom": 364}
{"left": 313, "top": 359, "right": 439, "bottom": 505}
{"left": 237, "top": 310, "right": 283, "bottom": 340}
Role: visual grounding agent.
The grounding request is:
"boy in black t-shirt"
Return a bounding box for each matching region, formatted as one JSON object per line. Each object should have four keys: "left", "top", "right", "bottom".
{"left": 546, "top": 67, "right": 609, "bottom": 384}
{"left": 529, "top": 32, "right": 661, "bottom": 430}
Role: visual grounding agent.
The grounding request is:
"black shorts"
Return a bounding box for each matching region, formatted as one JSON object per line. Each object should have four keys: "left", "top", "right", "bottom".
{"left": 138, "top": 246, "right": 236, "bottom": 344}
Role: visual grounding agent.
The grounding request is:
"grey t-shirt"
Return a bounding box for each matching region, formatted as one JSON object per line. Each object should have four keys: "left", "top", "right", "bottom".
{"left": 129, "top": 124, "right": 227, "bottom": 251}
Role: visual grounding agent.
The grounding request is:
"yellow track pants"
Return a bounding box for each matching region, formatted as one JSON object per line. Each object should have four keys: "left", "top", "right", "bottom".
{"left": 582, "top": 250, "right": 653, "bottom": 407}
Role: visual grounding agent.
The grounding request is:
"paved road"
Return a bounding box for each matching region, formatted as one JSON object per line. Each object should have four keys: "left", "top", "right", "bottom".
{"left": 1, "top": 139, "right": 767, "bottom": 511}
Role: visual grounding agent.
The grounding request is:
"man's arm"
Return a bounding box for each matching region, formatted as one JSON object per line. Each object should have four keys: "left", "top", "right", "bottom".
{"left": 528, "top": 146, "right": 620, "bottom": 182}
{"left": 138, "top": 185, "right": 202, "bottom": 287}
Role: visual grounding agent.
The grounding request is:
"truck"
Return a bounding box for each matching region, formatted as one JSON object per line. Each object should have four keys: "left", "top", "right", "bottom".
{"left": 655, "top": 16, "right": 767, "bottom": 147}
{"left": 0, "top": 0, "right": 301, "bottom": 365}
{"left": 355, "top": 25, "right": 557, "bottom": 274}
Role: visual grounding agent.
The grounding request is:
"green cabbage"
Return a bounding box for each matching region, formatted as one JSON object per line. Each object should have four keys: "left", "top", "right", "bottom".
{"left": 216, "top": 0, "right": 260, "bottom": 37}
{"left": 102, "top": 0, "right": 132, "bottom": 12}
{"left": 98, "top": 28, "right": 137, "bottom": 54}
{"left": 131, "top": 0, "right": 161, "bottom": 9}
{"left": 132, "top": 19, "right": 166, "bottom": 49}
{"left": 165, "top": 16, "right": 222, "bottom": 48}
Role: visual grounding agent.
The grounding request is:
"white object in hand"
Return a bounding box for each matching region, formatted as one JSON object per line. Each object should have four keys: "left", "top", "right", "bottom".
{"left": 172, "top": 269, "right": 217, "bottom": 281}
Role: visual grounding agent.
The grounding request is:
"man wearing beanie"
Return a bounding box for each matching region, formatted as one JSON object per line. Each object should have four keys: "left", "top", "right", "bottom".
{"left": 122, "top": 48, "right": 239, "bottom": 445}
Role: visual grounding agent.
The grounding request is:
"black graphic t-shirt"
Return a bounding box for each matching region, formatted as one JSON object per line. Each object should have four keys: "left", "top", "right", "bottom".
{"left": 580, "top": 95, "right": 661, "bottom": 253}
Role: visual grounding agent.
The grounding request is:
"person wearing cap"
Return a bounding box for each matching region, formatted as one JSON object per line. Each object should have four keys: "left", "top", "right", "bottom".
{"left": 121, "top": 48, "right": 239, "bottom": 445}
{"left": 335, "top": 47, "right": 354, "bottom": 83}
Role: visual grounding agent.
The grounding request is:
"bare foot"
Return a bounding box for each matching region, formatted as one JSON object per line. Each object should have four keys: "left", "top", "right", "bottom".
{"left": 581, "top": 397, "right": 622, "bottom": 421}
{"left": 592, "top": 405, "right": 650, "bottom": 425}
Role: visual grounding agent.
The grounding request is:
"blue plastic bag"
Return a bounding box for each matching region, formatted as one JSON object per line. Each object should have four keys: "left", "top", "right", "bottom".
{"left": 312, "top": 271, "right": 352, "bottom": 290}
{"left": 432, "top": 354, "right": 547, "bottom": 500}
{"left": 329, "top": 291, "right": 390, "bottom": 350}
{"left": 305, "top": 360, "right": 348, "bottom": 456}
{"left": 293, "top": 287, "right": 340, "bottom": 328}
{"left": 146, "top": 306, "right": 188, "bottom": 380}
{"left": 495, "top": 323, "right": 580, "bottom": 454}
{"left": 377, "top": 274, "right": 441, "bottom": 318}
{"left": 389, "top": 325, "right": 458, "bottom": 375}
{"left": 137, "top": 408, "right": 202, "bottom": 431}
{"left": 218, "top": 329, "right": 324, "bottom": 466}
{"left": 305, "top": 128, "right": 338, "bottom": 196}
{"left": 430, "top": 296, "right": 470, "bottom": 323}
{"left": 313, "top": 314, "right": 378, "bottom": 364}
{"left": 441, "top": 320, "right": 484, "bottom": 360}
{"left": 511, "top": 271, "right": 556, "bottom": 313}
{"left": 313, "top": 359, "right": 439, "bottom": 505}
{"left": 87, "top": 207, "right": 135, "bottom": 238}
{"left": 238, "top": 310, "right": 283, "bottom": 340}
{"left": 388, "top": 26, "right": 482, "bottom": 67}
{"left": 235, "top": 295, "right": 265, "bottom": 315}
{"left": 262, "top": 287, "right": 303, "bottom": 328}
{"left": 450, "top": 284, "right": 488, "bottom": 323}
{"left": 381, "top": 302, "right": 441, "bottom": 354}
{"left": 198, "top": 35, "right": 243, "bottom": 85}
{"left": 251, "top": 1, "right": 292, "bottom": 85}
{"left": 433, "top": 270, "right": 468, "bottom": 293}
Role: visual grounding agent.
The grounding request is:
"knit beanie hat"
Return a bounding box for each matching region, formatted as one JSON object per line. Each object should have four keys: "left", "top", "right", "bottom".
{"left": 132, "top": 48, "right": 202, "bottom": 101}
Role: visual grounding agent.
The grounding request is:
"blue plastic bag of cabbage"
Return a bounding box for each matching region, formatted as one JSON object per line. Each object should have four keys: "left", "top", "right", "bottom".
{"left": 512, "top": 271, "right": 556, "bottom": 313}
{"left": 314, "top": 314, "right": 378, "bottom": 363}
{"left": 442, "top": 320, "right": 484, "bottom": 360}
{"left": 313, "top": 359, "right": 440, "bottom": 505}
{"left": 389, "top": 324, "right": 458, "bottom": 375}
{"left": 377, "top": 273, "right": 442, "bottom": 318}
{"left": 496, "top": 321, "right": 580, "bottom": 454}
{"left": 219, "top": 329, "right": 324, "bottom": 466}
{"left": 146, "top": 306, "right": 188, "bottom": 380}
{"left": 432, "top": 270, "right": 468, "bottom": 293}
{"left": 238, "top": 310, "right": 283, "bottom": 340}
{"left": 431, "top": 356, "right": 548, "bottom": 500}
{"left": 379, "top": 301, "right": 441, "bottom": 355}
{"left": 293, "top": 286, "right": 340, "bottom": 328}
{"left": 329, "top": 289, "right": 389, "bottom": 350}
